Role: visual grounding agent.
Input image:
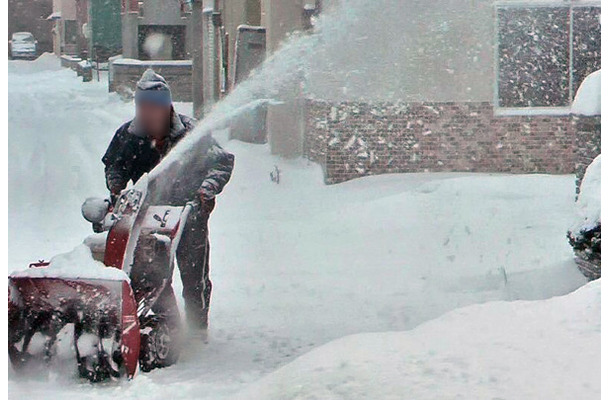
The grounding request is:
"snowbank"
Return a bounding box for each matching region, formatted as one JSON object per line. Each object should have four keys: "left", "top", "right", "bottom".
{"left": 9, "top": 244, "right": 128, "bottom": 281}
{"left": 571, "top": 155, "right": 601, "bottom": 233}
{"left": 571, "top": 70, "right": 601, "bottom": 116}
{"left": 237, "top": 280, "right": 601, "bottom": 400}
{"left": 8, "top": 52, "right": 62, "bottom": 74}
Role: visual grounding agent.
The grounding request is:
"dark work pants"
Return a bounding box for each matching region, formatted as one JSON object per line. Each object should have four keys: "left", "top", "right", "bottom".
{"left": 176, "top": 212, "right": 211, "bottom": 328}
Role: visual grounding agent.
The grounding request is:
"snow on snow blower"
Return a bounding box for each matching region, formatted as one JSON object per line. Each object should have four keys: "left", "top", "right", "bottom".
{"left": 8, "top": 175, "right": 193, "bottom": 381}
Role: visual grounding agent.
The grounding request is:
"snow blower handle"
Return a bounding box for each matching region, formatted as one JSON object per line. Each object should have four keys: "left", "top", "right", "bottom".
{"left": 183, "top": 201, "right": 195, "bottom": 219}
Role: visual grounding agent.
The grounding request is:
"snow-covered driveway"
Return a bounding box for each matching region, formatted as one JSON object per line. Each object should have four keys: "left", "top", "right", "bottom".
{"left": 8, "top": 56, "right": 596, "bottom": 399}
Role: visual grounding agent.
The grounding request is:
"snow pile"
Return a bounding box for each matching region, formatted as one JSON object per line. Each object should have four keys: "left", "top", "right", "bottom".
{"left": 10, "top": 244, "right": 127, "bottom": 281}
{"left": 7, "top": 52, "right": 62, "bottom": 74}
{"left": 237, "top": 280, "right": 601, "bottom": 400}
{"left": 571, "top": 70, "right": 601, "bottom": 116}
{"left": 571, "top": 155, "right": 601, "bottom": 233}
{"left": 77, "top": 60, "right": 91, "bottom": 69}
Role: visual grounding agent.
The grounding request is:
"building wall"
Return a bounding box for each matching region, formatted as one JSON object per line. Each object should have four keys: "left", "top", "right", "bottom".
{"left": 122, "top": 0, "right": 190, "bottom": 60}
{"left": 260, "top": 0, "right": 307, "bottom": 156}
{"left": 121, "top": 12, "right": 138, "bottom": 58}
{"left": 50, "top": 0, "right": 89, "bottom": 57}
{"left": 261, "top": 0, "right": 304, "bottom": 54}
{"left": 305, "top": 0, "right": 495, "bottom": 103}
{"left": 111, "top": 60, "right": 193, "bottom": 101}
{"left": 57, "top": 0, "right": 77, "bottom": 19}
{"left": 257, "top": 0, "right": 495, "bottom": 158}
{"left": 89, "top": 0, "right": 122, "bottom": 59}
{"left": 219, "top": 0, "right": 254, "bottom": 87}
{"left": 304, "top": 100, "right": 582, "bottom": 184}
{"left": 140, "top": 0, "right": 187, "bottom": 26}
{"left": 75, "top": 0, "right": 89, "bottom": 56}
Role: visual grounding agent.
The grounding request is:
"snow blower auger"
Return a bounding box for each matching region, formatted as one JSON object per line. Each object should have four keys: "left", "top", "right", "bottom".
{"left": 8, "top": 175, "right": 193, "bottom": 382}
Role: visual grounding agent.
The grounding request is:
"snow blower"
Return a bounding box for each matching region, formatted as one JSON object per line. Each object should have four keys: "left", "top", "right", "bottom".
{"left": 8, "top": 175, "right": 193, "bottom": 381}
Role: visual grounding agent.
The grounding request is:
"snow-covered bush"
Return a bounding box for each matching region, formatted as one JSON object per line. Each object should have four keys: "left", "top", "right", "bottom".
{"left": 568, "top": 155, "right": 601, "bottom": 280}
{"left": 571, "top": 70, "right": 601, "bottom": 116}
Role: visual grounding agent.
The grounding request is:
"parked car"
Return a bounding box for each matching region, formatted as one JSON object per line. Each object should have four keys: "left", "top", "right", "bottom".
{"left": 9, "top": 32, "right": 37, "bottom": 60}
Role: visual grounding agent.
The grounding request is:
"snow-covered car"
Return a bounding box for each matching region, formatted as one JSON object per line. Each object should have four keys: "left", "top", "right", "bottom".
{"left": 9, "top": 32, "right": 38, "bottom": 60}
{"left": 568, "top": 155, "right": 601, "bottom": 280}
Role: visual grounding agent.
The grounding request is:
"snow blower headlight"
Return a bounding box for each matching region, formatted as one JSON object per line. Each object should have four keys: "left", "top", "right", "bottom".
{"left": 82, "top": 197, "right": 111, "bottom": 223}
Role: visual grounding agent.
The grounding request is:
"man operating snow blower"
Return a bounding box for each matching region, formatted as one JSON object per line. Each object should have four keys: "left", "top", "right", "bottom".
{"left": 102, "top": 69, "right": 234, "bottom": 333}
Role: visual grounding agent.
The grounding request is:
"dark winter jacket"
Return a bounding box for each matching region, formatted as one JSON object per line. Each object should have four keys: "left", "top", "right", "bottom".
{"left": 102, "top": 111, "right": 234, "bottom": 207}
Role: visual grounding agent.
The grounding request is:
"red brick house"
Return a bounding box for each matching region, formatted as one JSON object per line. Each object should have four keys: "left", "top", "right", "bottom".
{"left": 297, "top": 0, "right": 601, "bottom": 184}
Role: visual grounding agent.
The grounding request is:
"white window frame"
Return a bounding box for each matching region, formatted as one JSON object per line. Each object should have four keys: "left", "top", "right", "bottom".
{"left": 493, "top": 0, "right": 600, "bottom": 116}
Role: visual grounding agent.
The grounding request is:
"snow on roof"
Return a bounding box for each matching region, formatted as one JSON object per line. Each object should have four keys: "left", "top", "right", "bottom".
{"left": 112, "top": 58, "right": 192, "bottom": 67}
{"left": 237, "top": 24, "right": 266, "bottom": 32}
{"left": 46, "top": 11, "right": 61, "bottom": 20}
{"left": 571, "top": 70, "right": 601, "bottom": 116}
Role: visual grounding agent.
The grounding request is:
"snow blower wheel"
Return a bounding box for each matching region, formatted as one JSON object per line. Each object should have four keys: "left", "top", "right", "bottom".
{"left": 139, "top": 316, "right": 179, "bottom": 372}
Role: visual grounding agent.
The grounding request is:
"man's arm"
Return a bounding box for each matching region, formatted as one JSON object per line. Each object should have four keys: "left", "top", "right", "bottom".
{"left": 198, "top": 139, "right": 235, "bottom": 202}
{"left": 102, "top": 127, "right": 134, "bottom": 196}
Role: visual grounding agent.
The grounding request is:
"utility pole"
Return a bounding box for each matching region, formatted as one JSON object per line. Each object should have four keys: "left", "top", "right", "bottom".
{"left": 191, "top": 0, "right": 204, "bottom": 119}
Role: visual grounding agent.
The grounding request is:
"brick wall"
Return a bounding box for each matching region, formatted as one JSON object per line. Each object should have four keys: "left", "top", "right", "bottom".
{"left": 304, "top": 100, "right": 596, "bottom": 185}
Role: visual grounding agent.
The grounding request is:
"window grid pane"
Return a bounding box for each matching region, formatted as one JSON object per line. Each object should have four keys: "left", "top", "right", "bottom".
{"left": 497, "top": 7, "right": 570, "bottom": 108}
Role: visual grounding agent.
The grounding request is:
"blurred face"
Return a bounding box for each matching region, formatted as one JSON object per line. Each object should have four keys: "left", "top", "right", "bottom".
{"left": 136, "top": 102, "right": 171, "bottom": 139}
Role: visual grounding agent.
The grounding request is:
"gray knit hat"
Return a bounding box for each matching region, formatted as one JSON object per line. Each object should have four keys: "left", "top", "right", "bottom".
{"left": 135, "top": 68, "right": 172, "bottom": 106}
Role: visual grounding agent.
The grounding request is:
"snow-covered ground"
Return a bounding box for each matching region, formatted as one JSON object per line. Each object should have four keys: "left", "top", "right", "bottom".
{"left": 8, "top": 56, "right": 597, "bottom": 399}
{"left": 236, "top": 280, "right": 600, "bottom": 400}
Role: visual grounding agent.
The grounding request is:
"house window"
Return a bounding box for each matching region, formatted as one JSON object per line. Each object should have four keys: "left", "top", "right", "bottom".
{"left": 572, "top": 6, "right": 601, "bottom": 95}
{"left": 495, "top": 3, "right": 600, "bottom": 113}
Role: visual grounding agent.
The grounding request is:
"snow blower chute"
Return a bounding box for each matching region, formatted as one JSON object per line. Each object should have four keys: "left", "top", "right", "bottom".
{"left": 8, "top": 176, "right": 193, "bottom": 381}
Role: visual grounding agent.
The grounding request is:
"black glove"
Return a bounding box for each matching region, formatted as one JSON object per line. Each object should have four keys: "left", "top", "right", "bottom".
{"left": 197, "top": 193, "right": 216, "bottom": 215}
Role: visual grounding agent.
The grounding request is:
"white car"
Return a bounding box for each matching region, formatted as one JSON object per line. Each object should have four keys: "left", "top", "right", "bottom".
{"left": 10, "top": 32, "right": 37, "bottom": 59}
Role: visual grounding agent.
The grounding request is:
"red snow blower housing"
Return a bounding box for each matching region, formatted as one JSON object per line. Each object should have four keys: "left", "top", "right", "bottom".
{"left": 8, "top": 176, "right": 193, "bottom": 381}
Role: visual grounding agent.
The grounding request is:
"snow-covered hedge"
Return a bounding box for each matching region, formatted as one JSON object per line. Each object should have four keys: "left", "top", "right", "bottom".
{"left": 571, "top": 155, "right": 601, "bottom": 233}
{"left": 568, "top": 155, "right": 601, "bottom": 280}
